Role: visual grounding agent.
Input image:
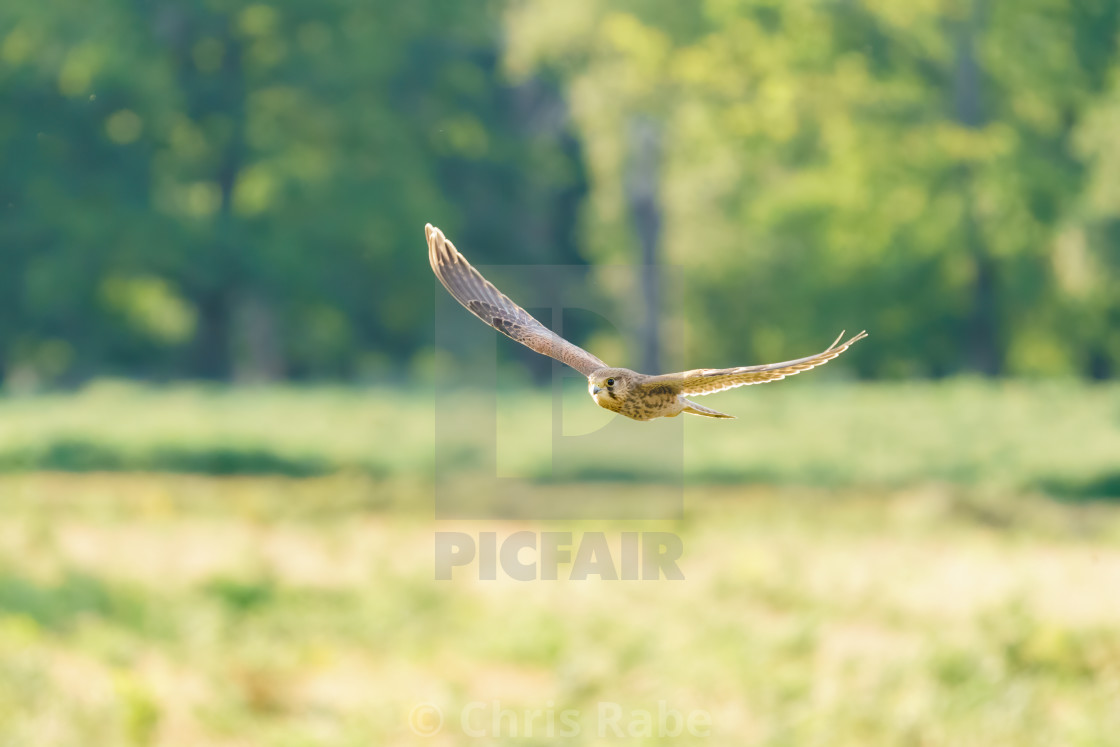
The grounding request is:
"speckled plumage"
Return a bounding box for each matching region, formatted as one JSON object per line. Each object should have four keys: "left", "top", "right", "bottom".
{"left": 427, "top": 223, "right": 867, "bottom": 421}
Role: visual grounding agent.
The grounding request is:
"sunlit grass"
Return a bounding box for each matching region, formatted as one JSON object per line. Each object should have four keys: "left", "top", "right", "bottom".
{"left": 0, "top": 379, "right": 1117, "bottom": 495}
{"left": 0, "top": 382, "right": 1118, "bottom": 743}
{"left": 0, "top": 474, "right": 1118, "bottom": 745}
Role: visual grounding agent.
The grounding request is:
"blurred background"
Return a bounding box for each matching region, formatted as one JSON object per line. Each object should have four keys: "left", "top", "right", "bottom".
{"left": 2, "top": 0, "right": 1120, "bottom": 744}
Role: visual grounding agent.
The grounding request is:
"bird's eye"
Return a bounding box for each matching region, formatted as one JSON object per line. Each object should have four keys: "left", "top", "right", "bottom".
{"left": 606, "top": 378, "right": 615, "bottom": 387}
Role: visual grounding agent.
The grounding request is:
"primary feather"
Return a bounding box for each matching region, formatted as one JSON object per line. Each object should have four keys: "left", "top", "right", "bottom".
{"left": 426, "top": 223, "right": 609, "bottom": 377}
{"left": 647, "top": 331, "right": 868, "bottom": 396}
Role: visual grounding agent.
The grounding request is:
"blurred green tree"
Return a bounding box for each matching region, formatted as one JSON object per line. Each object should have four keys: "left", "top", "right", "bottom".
{"left": 0, "top": 0, "right": 1117, "bottom": 383}
{"left": 506, "top": 0, "right": 1120, "bottom": 377}
{"left": 0, "top": 0, "right": 588, "bottom": 384}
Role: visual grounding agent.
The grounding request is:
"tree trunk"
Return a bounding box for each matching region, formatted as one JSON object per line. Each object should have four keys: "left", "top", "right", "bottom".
{"left": 192, "top": 288, "right": 231, "bottom": 379}
{"left": 954, "top": 1, "right": 1001, "bottom": 375}
{"left": 232, "top": 292, "right": 285, "bottom": 383}
{"left": 627, "top": 117, "right": 663, "bottom": 375}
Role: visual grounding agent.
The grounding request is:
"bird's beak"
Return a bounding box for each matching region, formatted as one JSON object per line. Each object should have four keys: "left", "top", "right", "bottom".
{"left": 591, "top": 385, "right": 601, "bottom": 395}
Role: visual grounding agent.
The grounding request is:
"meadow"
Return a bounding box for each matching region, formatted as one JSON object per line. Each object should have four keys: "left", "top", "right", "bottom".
{"left": 0, "top": 381, "right": 1118, "bottom": 745}
{"left": 0, "top": 379, "right": 1117, "bottom": 494}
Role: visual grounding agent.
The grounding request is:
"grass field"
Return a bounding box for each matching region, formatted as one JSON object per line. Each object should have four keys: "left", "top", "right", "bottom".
{"left": 0, "top": 381, "right": 1118, "bottom": 745}
{"left": 0, "top": 379, "right": 1118, "bottom": 495}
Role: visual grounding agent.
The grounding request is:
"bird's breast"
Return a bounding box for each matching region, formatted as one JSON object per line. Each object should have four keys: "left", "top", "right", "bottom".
{"left": 613, "top": 383, "right": 680, "bottom": 421}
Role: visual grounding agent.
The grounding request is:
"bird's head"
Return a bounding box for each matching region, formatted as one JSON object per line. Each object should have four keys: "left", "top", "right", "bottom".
{"left": 588, "top": 368, "right": 637, "bottom": 406}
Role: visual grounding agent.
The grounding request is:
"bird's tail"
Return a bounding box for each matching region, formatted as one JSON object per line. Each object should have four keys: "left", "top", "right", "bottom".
{"left": 681, "top": 398, "right": 735, "bottom": 419}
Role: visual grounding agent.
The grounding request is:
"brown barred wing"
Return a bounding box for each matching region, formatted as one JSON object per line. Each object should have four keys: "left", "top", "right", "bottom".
{"left": 649, "top": 331, "right": 867, "bottom": 396}
{"left": 426, "top": 223, "right": 609, "bottom": 378}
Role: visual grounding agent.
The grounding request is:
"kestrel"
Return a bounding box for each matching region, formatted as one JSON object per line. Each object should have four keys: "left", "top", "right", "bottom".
{"left": 427, "top": 224, "right": 866, "bottom": 421}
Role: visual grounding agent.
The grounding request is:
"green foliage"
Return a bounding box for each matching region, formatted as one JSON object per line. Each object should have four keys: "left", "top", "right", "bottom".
{"left": 113, "top": 672, "right": 161, "bottom": 746}
{"left": 0, "top": 0, "right": 587, "bottom": 383}
{"left": 0, "top": 570, "right": 144, "bottom": 632}
{"left": 0, "top": 437, "right": 333, "bottom": 476}
{"left": 203, "top": 576, "right": 277, "bottom": 613}
{"left": 507, "top": 0, "right": 1120, "bottom": 377}
{"left": 1, "top": 0, "right": 1119, "bottom": 384}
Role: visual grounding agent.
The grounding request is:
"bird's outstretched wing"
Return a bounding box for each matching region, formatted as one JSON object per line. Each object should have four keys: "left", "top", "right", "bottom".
{"left": 647, "top": 331, "right": 867, "bottom": 396}
{"left": 427, "top": 223, "right": 609, "bottom": 377}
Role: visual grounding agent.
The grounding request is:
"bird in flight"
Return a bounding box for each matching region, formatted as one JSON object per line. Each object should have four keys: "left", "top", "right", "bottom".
{"left": 427, "top": 224, "right": 866, "bottom": 421}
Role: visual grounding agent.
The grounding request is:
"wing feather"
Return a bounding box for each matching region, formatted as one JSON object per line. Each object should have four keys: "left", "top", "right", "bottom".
{"left": 648, "top": 331, "right": 868, "bottom": 396}
{"left": 426, "top": 223, "right": 609, "bottom": 377}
